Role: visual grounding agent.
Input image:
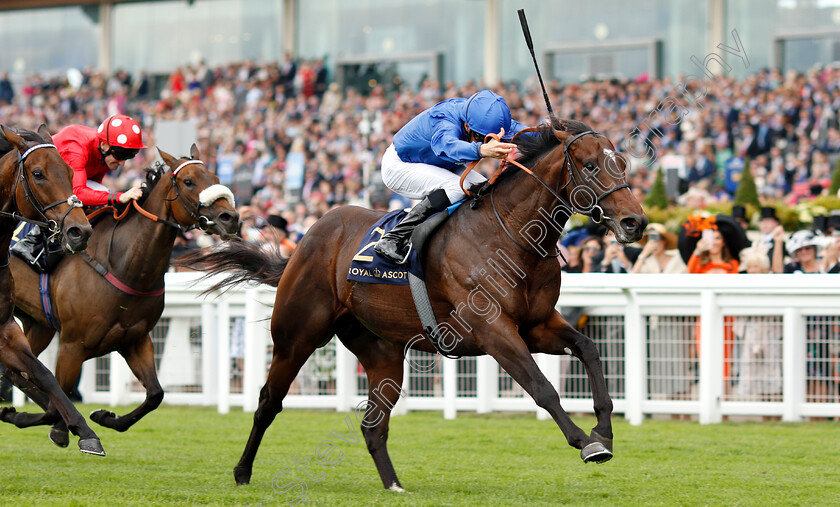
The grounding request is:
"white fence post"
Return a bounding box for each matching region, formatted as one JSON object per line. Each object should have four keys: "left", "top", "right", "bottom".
{"left": 109, "top": 350, "right": 131, "bottom": 406}
{"left": 443, "top": 357, "right": 457, "bottom": 420}
{"left": 698, "top": 290, "right": 723, "bottom": 424}
{"left": 216, "top": 300, "right": 230, "bottom": 414}
{"left": 476, "top": 355, "right": 497, "bottom": 413}
{"left": 243, "top": 288, "right": 267, "bottom": 412}
{"left": 201, "top": 302, "right": 218, "bottom": 406}
{"left": 783, "top": 307, "right": 805, "bottom": 422}
{"left": 334, "top": 339, "right": 356, "bottom": 412}
{"left": 623, "top": 288, "right": 645, "bottom": 425}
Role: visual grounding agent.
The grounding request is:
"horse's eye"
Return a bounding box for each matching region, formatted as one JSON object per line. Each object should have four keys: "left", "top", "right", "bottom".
{"left": 32, "top": 169, "right": 46, "bottom": 180}
{"left": 585, "top": 163, "right": 596, "bottom": 171}
{"left": 184, "top": 178, "right": 193, "bottom": 187}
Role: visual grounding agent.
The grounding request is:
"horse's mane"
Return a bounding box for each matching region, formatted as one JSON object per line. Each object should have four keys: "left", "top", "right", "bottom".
{"left": 490, "top": 118, "right": 592, "bottom": 187}
{"left": 0, "top": 127, "right": 47, "bottom": 158}
{"left": 137, "top": 160, "right": 169, "bottom": 206}
{"left": 511, "top": 117, "right": 593, "bottom": 168}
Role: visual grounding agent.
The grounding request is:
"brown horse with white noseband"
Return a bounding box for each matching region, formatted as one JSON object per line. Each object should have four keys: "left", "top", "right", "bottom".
{"left": 182, "top": 119, "right": 647, "bottom": 490}
{"left": 9, "top": 144, "right": 239, "bottom": 448}
{"left": 0, "top": 125, "right": 103, "bottom": 455}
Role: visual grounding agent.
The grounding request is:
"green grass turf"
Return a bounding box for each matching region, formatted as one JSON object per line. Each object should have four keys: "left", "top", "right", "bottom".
{"left": 0, "top": 404, "right": 837, "bottom": 506}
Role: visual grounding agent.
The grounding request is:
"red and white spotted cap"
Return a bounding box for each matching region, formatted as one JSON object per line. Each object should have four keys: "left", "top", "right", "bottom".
{"left": 96, "top": 114, "right": 146, "bottom": 149}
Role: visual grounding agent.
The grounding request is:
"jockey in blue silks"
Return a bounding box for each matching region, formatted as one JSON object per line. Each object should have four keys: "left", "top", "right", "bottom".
{"left": 374, "top": 89, "right": 527, "bottom": 263}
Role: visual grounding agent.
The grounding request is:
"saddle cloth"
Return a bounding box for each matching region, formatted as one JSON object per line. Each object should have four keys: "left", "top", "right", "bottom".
{"left": 347, "top": 209, "right": 424, "bottom": 286}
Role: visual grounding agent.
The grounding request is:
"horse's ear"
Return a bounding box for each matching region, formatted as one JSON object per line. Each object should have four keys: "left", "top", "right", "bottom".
{"left": 157, "top": 147, "right": 177, "bottom": 169}
{"left": 553, "top": 128, "right": 570, "bottom": 145}
{"left": 189, "top": 143, "right": 200, "bottom": 160}
{"left": 0, "top": 125, "right": 25, "bottom": 152}
{"left": 36, "top": 124, "right": 53, "bottom": 144}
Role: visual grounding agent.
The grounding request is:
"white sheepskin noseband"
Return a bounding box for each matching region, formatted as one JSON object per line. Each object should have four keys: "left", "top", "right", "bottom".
{"left": 199, "top": 184, "right": 235, "bottom": 208}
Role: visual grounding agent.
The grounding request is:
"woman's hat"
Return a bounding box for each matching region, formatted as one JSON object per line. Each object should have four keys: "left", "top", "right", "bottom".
{"left": 266, "top": 214, "right": 288, "bottom": 233}
{"left": 677, "top": 214, "right": 750, "bottom": 263}
{"left": 639, "top": 223, "right": 678, "bottom": 250}
{"left": 786, "top": 229, "right": 821, "bottom": 256}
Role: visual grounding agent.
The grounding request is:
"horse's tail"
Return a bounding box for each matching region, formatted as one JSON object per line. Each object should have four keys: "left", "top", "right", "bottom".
{"left": 176, "top": 239, "right": 288, "bottom": 292}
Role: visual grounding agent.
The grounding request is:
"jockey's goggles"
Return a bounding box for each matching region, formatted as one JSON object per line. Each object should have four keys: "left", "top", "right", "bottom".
{"left": 108, "top": 146, "right": 140, "bottom": 161}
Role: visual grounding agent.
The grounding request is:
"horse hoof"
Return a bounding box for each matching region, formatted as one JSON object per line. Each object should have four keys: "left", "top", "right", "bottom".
{"left": 90, "top": 409, "right": 116, "bottom": 427}
{"left": 388, "top": 482, "right": 406, "bottom": 493}
{"left": 234, "top": 466, "right": 251, "bottom": 486}
{"left": 49, "top": 427, "right": 70, "bottom": 448}
{"left": 78, "top": 438, "right": 106, "bottom": 456}
{"left": 581, "top": 442, "right": 613, "bottom": 464}
{"left": 0, "top": 406, "right": 16, "bottom": 422}
{"left": 591, "top": 429, "right": 614, "bottom": 453}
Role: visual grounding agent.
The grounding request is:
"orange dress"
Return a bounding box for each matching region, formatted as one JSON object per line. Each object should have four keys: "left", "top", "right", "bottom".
{"left": 687, "top": 254, "right": 739, "bottom": 382}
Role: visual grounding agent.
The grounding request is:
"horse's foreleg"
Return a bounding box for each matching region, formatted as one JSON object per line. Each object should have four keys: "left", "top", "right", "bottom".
{"left": 89, "top": 335, "right": 163, "bottom": 432}
{"left": 340, "top": 330, "right": 405, "bottom": 491}
{"left": 0, "top": 322, "right": 104, "bottom": 455}
{"left": 481, "top": 318, "right": 611, "bottom": 463}
{"left": 234, "top": 317, "right": 328, "bottom": 486}
{"left": 528, "top": 311, "right": 614, "bottom": 450}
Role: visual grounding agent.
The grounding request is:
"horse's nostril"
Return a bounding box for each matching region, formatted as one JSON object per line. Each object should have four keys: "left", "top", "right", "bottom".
{"left": 220, "top": 212, "right": 234, "bottom": 223}
{"left": 620, "top": 217, "right": 639, "bottom": 232}
{"left": 67, "top": 227, "right": 82, "bottom": 240}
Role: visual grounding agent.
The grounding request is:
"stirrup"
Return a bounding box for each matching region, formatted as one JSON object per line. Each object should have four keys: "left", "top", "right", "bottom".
{"left": 395, "top": 242, "right": 413, "bottom": 265}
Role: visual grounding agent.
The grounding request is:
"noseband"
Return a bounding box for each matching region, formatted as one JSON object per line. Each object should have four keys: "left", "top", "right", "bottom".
{"left": 0, "top": 143, "right": 83, "bottom": 240}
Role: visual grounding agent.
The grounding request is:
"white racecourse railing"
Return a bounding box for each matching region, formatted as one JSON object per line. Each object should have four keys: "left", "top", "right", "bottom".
{"left": 17, "top": 273, "right": 840, "bottom": 424}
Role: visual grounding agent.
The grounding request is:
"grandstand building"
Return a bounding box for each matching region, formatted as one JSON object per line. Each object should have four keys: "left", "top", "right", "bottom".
{"left": 0, "top": 0, "right": 835, "bottom": 88}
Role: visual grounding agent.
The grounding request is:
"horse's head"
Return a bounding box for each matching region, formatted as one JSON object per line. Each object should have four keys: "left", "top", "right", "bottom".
{"left": 157, "top": 144, "right": 239, "bottom": 239}
{"left": 0, "top": 125, "right": 92, "bottom": 253}
{"left": 542, "top": 120, "right": 647, "bottom": 243}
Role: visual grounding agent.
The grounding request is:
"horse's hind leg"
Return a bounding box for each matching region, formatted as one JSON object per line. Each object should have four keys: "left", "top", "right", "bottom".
{"left": 339, "top": 327, "right": 406, "bottom": 491}
{"left": 528, "top": 311, "right": 614, "bottom": 453}
{"left": 234, "top": 313, "right": 331, "bottom": 486}
{"left": 0, "top": 322, "right": 104, "bottom": 455}
{"left": 480, "top": 318, "right": 610, "bottom": 463}
{"left": 89, "top": 334, "right": 163, "bottom": 432}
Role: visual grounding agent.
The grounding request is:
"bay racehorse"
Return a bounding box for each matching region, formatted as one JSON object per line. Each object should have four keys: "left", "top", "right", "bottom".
{"left": 0, "top": 125, "right": 105, "bottom": 455}
{"left": 182, "top": 119, "right": 647, "bottom": 490}
{"left": 9, "top": 144, "right": 238, "bottom": 447}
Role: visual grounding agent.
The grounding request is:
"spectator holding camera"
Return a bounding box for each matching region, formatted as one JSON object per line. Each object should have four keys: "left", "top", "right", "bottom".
{"left": 631, "top": 223, "right": 686, "bottom": 274}
{"left": 597, "top": 230, "right": 641, "bottom": 273}
{"left": 679, "top": 215, "right": 748, "bottom": 274}
{"left": 773, "top": 229, "right": 824, "bottom": 273}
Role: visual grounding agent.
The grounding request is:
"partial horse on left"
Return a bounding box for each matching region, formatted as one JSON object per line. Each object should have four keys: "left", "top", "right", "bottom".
{"left": 0, "top": 125, "right": 103, "bottom": 455}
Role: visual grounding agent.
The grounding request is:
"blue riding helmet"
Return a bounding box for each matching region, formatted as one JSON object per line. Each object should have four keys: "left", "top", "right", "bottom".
{"left": 464, "top": 90, "right": 513, "bottom": 138}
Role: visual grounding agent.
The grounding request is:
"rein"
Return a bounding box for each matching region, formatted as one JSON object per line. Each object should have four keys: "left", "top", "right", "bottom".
{"left": 79, "top": 160, "right": 214, "bottom": 297}
{"left": 460, "top": 129, "right": 630, "bottom": 259}
{"left": 0, "top": 143, "right": 83, "bottom": 240}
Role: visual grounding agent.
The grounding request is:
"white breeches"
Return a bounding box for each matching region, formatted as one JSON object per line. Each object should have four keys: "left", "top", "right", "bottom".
{"left": 86, "top": 180, "right": 110, "bottom": 191}
{"left": 380, "top": 144, "right": 486, "bottom": 203}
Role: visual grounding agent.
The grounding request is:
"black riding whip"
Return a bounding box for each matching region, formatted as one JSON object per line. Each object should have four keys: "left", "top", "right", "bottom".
{"left": 518, "top": 9, "right": 555, "bottom": 120}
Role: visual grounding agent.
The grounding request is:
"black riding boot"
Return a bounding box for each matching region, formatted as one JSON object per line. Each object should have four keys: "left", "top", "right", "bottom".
{"left": 11, "top": 225, "right": 46, "bottom": 266}
{"left": 374, "top": 189, "right": 450, "bottom": 264}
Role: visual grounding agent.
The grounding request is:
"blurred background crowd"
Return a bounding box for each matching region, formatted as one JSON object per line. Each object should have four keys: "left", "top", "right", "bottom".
{"left": 2, "top": 58, "right": 840, "bottom": 270}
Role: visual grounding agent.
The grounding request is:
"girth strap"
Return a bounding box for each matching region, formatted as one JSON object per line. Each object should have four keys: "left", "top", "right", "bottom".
{"left": 39, "top": 273, "right": 62, "bottom": 331}
{"left": 80, "top": 251, "right": 165, "bottom": 297}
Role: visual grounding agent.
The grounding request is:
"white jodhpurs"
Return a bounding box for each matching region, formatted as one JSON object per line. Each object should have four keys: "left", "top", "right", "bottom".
{"left": 86, "top": 179, "right": 110, "bottom": 191}
{"left": 380, "top": 144, "right": 486, "bottom": 203}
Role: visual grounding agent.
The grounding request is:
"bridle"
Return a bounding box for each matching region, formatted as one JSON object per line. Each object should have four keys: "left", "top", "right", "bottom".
{"left": 486, "top": 130, "right": 630, "bottom": 259}
{"left": 0, "top": 143, "right": 83, "bottom": 242}
{"left": 165, "top": 159, "right": 221, "bottom": 233}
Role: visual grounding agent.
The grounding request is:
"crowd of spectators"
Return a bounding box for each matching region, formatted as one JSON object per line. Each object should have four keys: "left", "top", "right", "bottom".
{"left": 1, "top": 58, "right": 839, "bottom": 258}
